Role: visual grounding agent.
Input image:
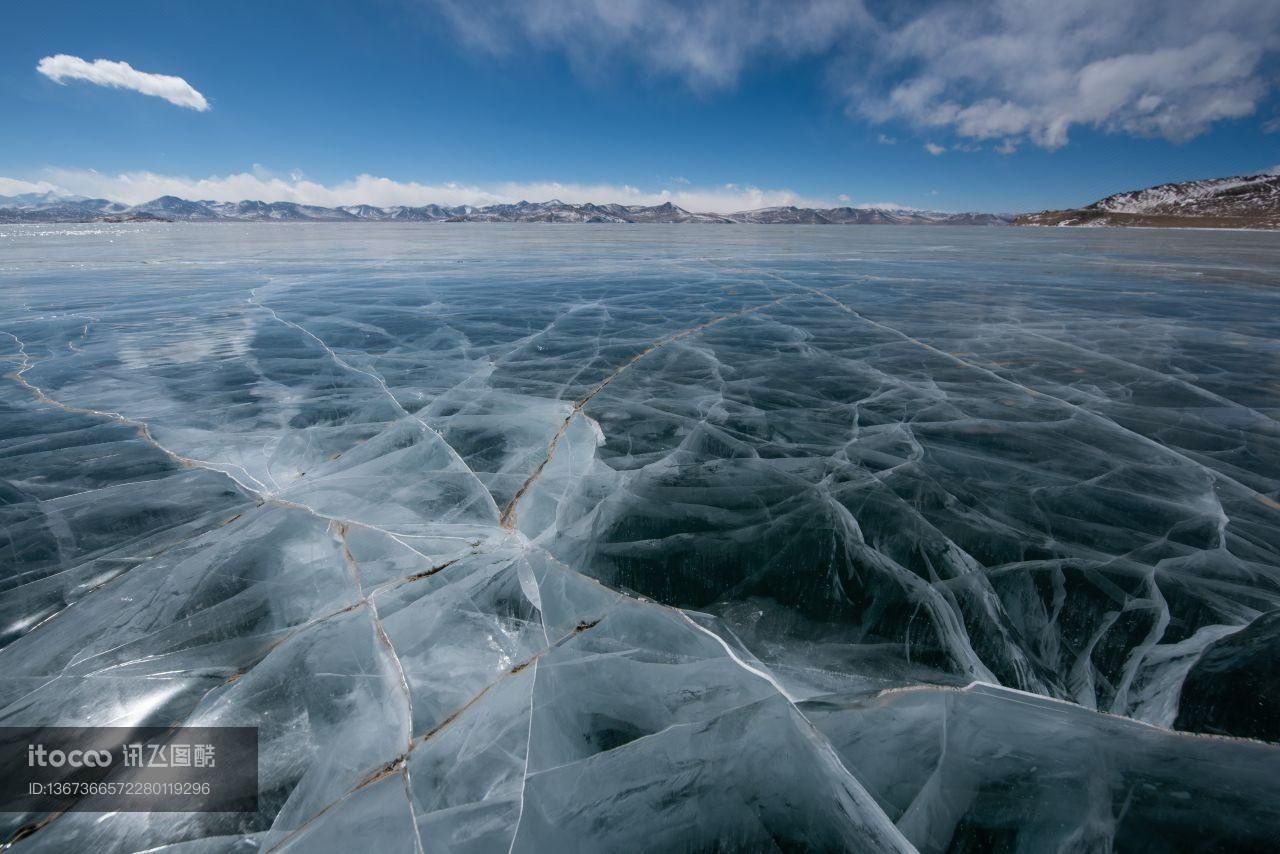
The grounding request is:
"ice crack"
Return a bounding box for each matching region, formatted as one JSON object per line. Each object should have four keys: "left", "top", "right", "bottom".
{"left": 499, "top": 295, "right": 792, "bottom": 529}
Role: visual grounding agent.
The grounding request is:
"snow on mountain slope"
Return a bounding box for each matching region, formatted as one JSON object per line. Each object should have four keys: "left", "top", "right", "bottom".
{"left": 1018, "top": 173, "right": 1280, "bottom": 229}
{"left": 1, "top": 194, "right": 1010, "bottom": 225}
{"left": 1096, "top": 174, "right": 1280, "bottom": 215}
{"left": 0, "top": 192, "right": 127, "bottom": 221}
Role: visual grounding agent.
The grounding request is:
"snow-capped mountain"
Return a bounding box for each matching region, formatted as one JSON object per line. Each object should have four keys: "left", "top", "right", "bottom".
{"left": 428, "top": 200, "right": 735, "bottom": 223}
{"left": 733, "top": 206, "right": 1011, "bottom": 225}
{"left": 0, "top": 193, "right": 1011, "bottom": 225}
{"left": 1095, "top": 173, "right": 1280, "bottom": 216}
{"left": 1017, "top": 173, "right": 1280, "bottom": 229}
{"left": 731, "top": 206, "right": 834, "bottom": 224}
{"left": 0, "top": 192, "right": 128, "bottom": 221}
{"left": 130, "top": 196, "right": 222, "bottom": 221}
{"left": 129, "top": 197, "right": 364, "bottom": 221}
{"left": 6, "top": 174, "right": 1275, "bottom": 228}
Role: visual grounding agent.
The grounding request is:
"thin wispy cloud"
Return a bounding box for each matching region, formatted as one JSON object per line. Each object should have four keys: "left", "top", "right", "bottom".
{"left": 429, "top": 0, "right": 866, "bottom": 92}
{"left": 37, "top": 54, "right": 210, "bottom": 111}
{"left": 924, "top": 142, "right": 946, "bottom": 156}
{"left": 425, "top": 0, "right": 1280, "bottom": 151}
{"left": 22, "top": 168, "right": 858, "bottom": 212}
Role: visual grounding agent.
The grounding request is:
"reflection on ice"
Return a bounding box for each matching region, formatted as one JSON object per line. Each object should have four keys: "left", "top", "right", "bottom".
{"left": 1, "top": 224, "right": 1279, "bottom": 851}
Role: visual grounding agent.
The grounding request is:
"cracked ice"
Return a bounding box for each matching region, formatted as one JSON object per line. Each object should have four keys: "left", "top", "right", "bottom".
{"left": 1, "top": 224, "right": 1279, "bottom": 852}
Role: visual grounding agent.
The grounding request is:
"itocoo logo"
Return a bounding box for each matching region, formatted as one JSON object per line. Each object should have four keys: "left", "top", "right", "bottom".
{"left": 28, "top": 744, "right": 113, "bottom": 768}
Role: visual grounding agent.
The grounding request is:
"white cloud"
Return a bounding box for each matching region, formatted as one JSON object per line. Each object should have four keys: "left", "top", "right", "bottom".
{"left": 0, "top": 176, "right": 62, "bottom": 197}
{"left": 425, "top": 0, "right": 1280, "bottom": 150}
{"left": 858, "top": 10, "right": 1277, "bottom": 149}
{"left": 37, "top": 54, "right": 210, "bottom": 111}
{"left": 876, "top": 133, "right": 896, "bottom": 145}
{"left": 923, "top": 142, "right": 946, "bottom": 156}
{"left": 20, "top": 168, "right": 844, "bottom": 212}
{"left": 428, "top": 0, "right": 867, "bottom": 92}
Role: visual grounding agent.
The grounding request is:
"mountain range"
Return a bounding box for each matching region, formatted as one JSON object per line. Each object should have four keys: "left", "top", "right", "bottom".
{"left": 0, "top": 193, "right": 1010, "bottom": 225}
{"left": 2, "top": 172, "right": 1277, "bottom": 227}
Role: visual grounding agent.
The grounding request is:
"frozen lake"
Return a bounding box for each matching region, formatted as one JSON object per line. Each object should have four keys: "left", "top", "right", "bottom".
{"left": 2, "top": 224, "right": 1279, "bottom": 851}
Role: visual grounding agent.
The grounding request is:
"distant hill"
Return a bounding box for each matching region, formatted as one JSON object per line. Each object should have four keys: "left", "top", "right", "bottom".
{"left": 7, "top": 174, "right": 1277, "bottom": 228}
{"left": 0, "top": 194, "right": 1010, "bottom": 226}
{"left": 1016, "top": 173, "right": 1280, "bottom": 229}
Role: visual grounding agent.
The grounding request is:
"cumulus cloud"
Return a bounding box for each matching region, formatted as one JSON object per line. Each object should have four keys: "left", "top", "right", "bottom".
{"left": 423, "top": 0, "right": 1280, "bottom": 150}
{"left": 36, "top": 54, "right": 210, "bottom": 111}
{"left": 21, "top": 168, "right": 844, "bottom": 212}
{"left": 923, "top": 142, "right": 946, "bottom": 155}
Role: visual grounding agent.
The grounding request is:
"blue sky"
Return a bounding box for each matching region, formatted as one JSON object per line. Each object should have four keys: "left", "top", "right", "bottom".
{"left": 2, "top": 0, "right": 1278, "bottom": 212}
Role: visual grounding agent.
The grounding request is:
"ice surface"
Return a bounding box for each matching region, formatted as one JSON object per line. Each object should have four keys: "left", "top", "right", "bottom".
{"left": 1, "top": 223, "right": 1279, "bottom": 851}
